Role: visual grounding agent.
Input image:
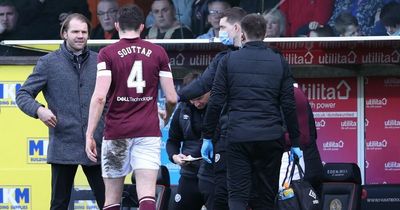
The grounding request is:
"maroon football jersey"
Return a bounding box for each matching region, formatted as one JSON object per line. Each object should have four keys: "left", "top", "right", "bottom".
{"left": 97, "top": 38, "right": 171, "bottom": 139}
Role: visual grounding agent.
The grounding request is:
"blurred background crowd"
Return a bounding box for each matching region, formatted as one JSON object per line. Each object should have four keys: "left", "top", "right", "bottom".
{"left": 1, "top": 0, "right": 400, "bottom": 41}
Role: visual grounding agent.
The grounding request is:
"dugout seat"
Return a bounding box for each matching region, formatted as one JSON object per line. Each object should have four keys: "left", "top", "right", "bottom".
{"left": 320, "top": 163, "right": 361, "bottom": 210}
{"left": 121, "top": 165, "right": 171, "bottom": 210}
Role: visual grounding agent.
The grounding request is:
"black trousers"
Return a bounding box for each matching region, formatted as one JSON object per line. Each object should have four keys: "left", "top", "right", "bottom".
{"left": 198, "top": 177, "right": 215, "bottom": 210}
{"left": 50, "top": 163, "right": 105, "bottom": 210}
{"left": 303, "top": 141, "right": 324, "bottom": 197}
{"left": 172, "top": 176, "right": 204, "bottom": 210}
{"left": 213, "top": 151, "right": 229, "bottom": 210}
{"left": 226, "top": 140, "right": 284, "bottom": 210}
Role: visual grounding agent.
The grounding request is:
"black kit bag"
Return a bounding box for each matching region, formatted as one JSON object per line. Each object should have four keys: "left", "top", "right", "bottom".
{"left": 275, "top": 156, "right": 321, "bottom": 210}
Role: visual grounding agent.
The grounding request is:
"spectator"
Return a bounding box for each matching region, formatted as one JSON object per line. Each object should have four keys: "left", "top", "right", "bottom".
{"left": 334, "top": 12, "right": 360, "bottom": 36}
{"left": 197, "top": 0, "right": 231, "bottom": 39}
{"left": 201, "top": 14, "right": 301, "bottom": 210}
{"left": 91, "top": 0, "right": 119, "bottom": 39}
{"left": 146, "top": 0, "right": 195, "bottom": 30}
{"left": 13, "top": 0, "right": 91, "bottom": 39}
{"left": 16, "top": 13, "right": 105, "bottom": 210}
{"left": 372, "top": 1, "right": 400, "bottom": 35}
{"left": 328, "top": 0, "right": 384, "bottom": 36}
{"left": 309, "top": 25, "right": 335, "bottom": 37}
{"left": 380, "top": 2, "right": 400, "bottom": 35}
{"left": 85, "top": 4, "right": 177, "bottom": 210}
{"left": 167, "top": 72, "right": 214, "bottom": 210}
{"left": 0, "top": 0, "right": 23, "bottom": 40}
{"left": 144, "top": 0, "right": 193, "bottom": 39}
{"left": 262, "top": 8, "right": 286, "bottom": 37}
{"left": 280, "top": 0, "right": 334, "bottom": 36}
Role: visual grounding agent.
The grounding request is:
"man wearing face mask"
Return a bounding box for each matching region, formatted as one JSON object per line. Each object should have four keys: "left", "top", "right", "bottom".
{"left": 201, "top": 13, "right": 301, "bottom": 210}
{"left": 178, "top": 7, "right": 246, "bottom": 210}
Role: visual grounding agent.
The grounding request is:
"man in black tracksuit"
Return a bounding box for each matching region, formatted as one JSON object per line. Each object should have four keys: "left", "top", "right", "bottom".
{"left": 178, "top": 7, "right": 247, "bottom": 210}
{"left": 201, "top": 14, "right": 301, "bottom": 210}
{"left": 167, "top": 72, "right": 214, "bottom": 210}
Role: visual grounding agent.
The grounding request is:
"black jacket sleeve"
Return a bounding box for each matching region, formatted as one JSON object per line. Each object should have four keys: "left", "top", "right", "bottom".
{"left": 307, "top": 103, "right": 317, "bottom": 141}
{"left": 279, "top": 56, "right": 300, "bottom": 147}
{"left": 202, "top": 53, "right": 229, "bottom": 139}
{"left": 166, "top": 104, "right": 183, "bottom": 163}
{"left": 178, "top": 51, "right": 228, "bottom": 101}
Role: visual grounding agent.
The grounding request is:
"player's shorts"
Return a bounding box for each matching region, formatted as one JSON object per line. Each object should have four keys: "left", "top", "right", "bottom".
{"left": 101, "top": 137, "right": 161, "bottom": 178}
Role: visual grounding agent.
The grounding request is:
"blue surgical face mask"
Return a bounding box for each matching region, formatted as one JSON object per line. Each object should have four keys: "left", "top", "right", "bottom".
{"left": 219, "top": 30, "right": 234, "bottom": 45}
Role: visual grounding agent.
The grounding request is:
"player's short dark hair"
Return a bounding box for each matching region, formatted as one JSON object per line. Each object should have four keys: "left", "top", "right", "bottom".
{"left": 60, "top": 13, "right": 91, "bottom": 39}
{"left": 241, "top": 14, "right": 266, "bottom": 41}
{"left": 117, "top": 4, "right": 144, "bottom": 31}
{"left": 221, "top": 7, "right": 247, "bottom": 24}
{"left": 183, "top": 72, "right": 201, "bottom": 86}
{"left": 380, "top": 2, "right": 400, "bottom": 28}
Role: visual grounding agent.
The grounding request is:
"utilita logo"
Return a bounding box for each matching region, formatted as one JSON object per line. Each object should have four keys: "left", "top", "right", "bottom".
{"left": 323, "top": 140, "right": 344, "bottom": 151}
{"left": 384, "top": 119, "right": 400, "bottom": 129}
{"left": 384, "top": 77, "right": 400, "bottom": 87}
{"left": 384, "top": 161, "right": 400, "bottom": 171}
{"left": 300, "top": 80, "right": 351, "bottom": 100}
{"left": 366, "top": 139, "right": 388, "bottom": 151}
{"left": 365, "top": 98, "right": 387, "bottom": 108}
{"left": 341, "top": 120, "right": 357, "bottom": 130}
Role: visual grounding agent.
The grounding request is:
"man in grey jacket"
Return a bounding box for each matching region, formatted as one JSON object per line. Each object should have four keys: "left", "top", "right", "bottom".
{"left": 16, "top": 13, "right": 105, "bottom": 210}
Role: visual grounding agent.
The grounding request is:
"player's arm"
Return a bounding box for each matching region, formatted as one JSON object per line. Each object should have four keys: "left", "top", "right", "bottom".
{"left": 159, "top": 49, "right": 178, "bottom": 122}
{"left": 85, "top": 63, "right": 112, "bottom": 162}
{"left": 160, "top": 75, "right": 177, "bottom": 123}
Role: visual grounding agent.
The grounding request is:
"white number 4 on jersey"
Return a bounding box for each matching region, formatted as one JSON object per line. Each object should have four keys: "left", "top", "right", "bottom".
{"left": 127, "top": 60, "right": 146, "bottom": 93}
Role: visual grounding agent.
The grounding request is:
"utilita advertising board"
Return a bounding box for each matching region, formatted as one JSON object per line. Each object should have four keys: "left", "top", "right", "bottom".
{"left": 365, "top": 77, "right": 400, "bottom": 184}
{"left": 297, "top": 78, "right": 358, "bottom": 164}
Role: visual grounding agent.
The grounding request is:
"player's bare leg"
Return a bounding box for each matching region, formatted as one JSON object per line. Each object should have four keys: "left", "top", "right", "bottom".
{"left": 135, "top": 169, "right": 159, "bottom": 210}
{"left": 103, "top": 177, "right": 125, "bottom": 210}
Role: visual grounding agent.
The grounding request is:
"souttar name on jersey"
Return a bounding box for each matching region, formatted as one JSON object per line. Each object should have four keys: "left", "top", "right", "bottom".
{"left": 116, "top": 96, "right": 153, "bottom": 102}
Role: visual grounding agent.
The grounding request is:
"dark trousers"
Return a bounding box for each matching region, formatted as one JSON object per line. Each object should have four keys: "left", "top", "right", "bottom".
{"left": 198, "top": 177, "right": 215, "bottom": 210}
{"left": 213, "top": 151, "right": 229, "bottom": 210}
{"left": 50, "top": 164, "right": 105, "bottom": 210}
{"left": 303, "top": 141, "right": 324, "bottom": 197}
{"left": 226, "top": 140, "right": 284, "bottom": 210}
{"left": 172, "top": 176, "right": 204, "bottom": 210}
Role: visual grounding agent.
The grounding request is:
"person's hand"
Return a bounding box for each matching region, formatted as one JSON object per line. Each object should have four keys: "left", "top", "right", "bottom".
{"left": 37, "top": 106, "right": 57, "bottom": 127}
{"left": 308, "top": 21, "right": 320, "bottom": 31}
{"left": 172, "top": 153, "right": 188, "bottom": 166}
{"left": 290, "top": 147, "right": 303, "bottom": 162}
{"left": 158, "top": 109, "right": 167, "bottom": 127}
{"left": 85, "top": 136, "right": 97, "bottom": 162}
{"left": 201, "top": 139, "right": 213, "bottom": 163}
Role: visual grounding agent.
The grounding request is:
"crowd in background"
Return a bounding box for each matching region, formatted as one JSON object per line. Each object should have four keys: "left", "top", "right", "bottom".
{"left": 1, "top": 0, "right": 400, "bottom": 41}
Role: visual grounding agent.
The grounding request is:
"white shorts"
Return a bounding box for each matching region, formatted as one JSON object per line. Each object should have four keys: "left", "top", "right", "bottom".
{"left": 101, "top": 137, "right": 161, "bottom": 178}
